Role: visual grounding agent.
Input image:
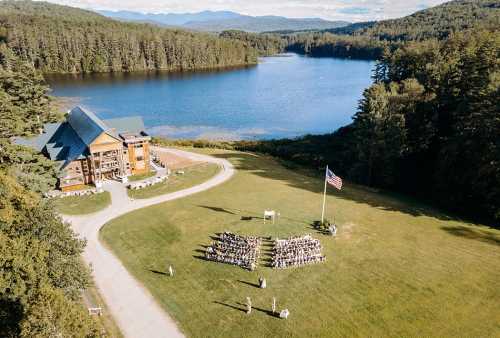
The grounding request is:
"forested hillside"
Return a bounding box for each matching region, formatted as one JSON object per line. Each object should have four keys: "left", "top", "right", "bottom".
{"left": 0, "top": 44, "right": 102, "bottom": 336}
{"left": 286, "top": 34, "right": 390, "bottom": 60}
{"left": 286, "top": 0, "right": 500, "bottom": 59}
{"left": 237, "top": 29, "right": 500, "bottom": 224}
{"left": 0, "top": 1, "right": 258, "bottom": 73}
{"left": 344, "top": 0, "right": 499, "bottom": 41}
{"left": 219, "top": 30, "right": 287, "bottom": 56}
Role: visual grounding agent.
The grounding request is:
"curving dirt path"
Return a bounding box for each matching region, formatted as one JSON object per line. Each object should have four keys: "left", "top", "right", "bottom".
{"left": 63, "top": 148, "right": 234, "bottom": 338}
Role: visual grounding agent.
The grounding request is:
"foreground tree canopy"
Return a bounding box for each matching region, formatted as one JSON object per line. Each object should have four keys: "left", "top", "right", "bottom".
{"left": 0, "top": 45, "right": 101, "bottom": 336}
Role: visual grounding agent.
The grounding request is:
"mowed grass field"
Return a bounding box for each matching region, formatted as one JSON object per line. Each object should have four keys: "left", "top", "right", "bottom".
{"left": 127, "top": 163, "right": 220, "bottom": 199}
{"left": 100, "top": 149, "right": 500, "bottom": 337}
{"left": 54, "top": 191, "right": 111, "bottom": 215}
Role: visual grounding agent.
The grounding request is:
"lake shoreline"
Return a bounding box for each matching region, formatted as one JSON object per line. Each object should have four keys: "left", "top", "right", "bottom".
{"left": 44, "top": 62, "right": 259, "bottom": 78}
{"left": 46, "top": 54, "right": 375, "bottom": 140}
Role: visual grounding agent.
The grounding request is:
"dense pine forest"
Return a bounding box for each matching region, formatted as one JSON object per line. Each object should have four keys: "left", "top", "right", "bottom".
{"left": 286, "top": 34, "right": 389, "bottom": 60}
{"left": 219, "top": 30, "right": 287, "bottom": 56}
{"left": 288, "top": 0, "right": 499, "bottom": 59}
{"left": 237, "top": 28, "right": 500, "bottom": 224}
{"left": 0, "top": 45, "right": 101, "bottom": 336}
{"left": 226, "top": 0, "right": 500, "bottom": 60}
{"left": 0, "top": 1, "right": 258, "bottom": 73}
{"left": 333, "top": 0, "right": 499, "bottom": 41}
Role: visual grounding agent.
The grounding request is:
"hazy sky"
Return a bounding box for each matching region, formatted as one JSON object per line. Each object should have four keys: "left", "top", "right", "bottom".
{"left": 40, "top": 0, "right": 450, "bottom": 22}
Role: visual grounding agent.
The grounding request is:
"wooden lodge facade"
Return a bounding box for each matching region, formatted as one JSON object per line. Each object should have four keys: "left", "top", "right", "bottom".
{"left": 16, "top": 106, "right": 151, "bottom": 191}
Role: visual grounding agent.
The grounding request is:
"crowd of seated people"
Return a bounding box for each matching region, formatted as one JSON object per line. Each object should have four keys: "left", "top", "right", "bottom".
{"left": 271, "top": 234, "right": 325, "bottom": 269}
{"left": 205, "top": 232, "right": 262, "bottom": 270}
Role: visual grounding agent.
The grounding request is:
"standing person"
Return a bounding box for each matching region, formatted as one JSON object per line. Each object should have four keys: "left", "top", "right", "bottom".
{"left": 272, "top": 297, "right": 276, "bottom": 314}
{"left": 246, "top": 297, "right": 252, "bottom": 314}
{"left": 168, "top": 265, "right": 174, "bottom": 277}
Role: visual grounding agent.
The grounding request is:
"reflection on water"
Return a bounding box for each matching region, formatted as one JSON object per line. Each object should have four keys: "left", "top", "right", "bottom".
{"left": 46, "top": 64, "right": 258, "bottom": 87}
{"left": 46, "top": 54, "right": 375, "bottom": 140}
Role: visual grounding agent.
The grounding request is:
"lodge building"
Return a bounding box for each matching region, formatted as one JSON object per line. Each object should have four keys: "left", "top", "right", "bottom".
{"left": 17, "top": 106, "right": 151, "bottom": 191}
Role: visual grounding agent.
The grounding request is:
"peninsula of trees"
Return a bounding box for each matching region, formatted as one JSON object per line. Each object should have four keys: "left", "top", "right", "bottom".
{"left": 237, "top": 27, "right": 500, "bottom": 224}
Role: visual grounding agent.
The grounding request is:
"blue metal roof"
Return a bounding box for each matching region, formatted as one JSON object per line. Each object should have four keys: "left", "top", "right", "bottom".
{"left": 43, "top": 122, "right": 88, "bottom": 168}
{"left": 67, "top": 106, "right": 110, "bottom": 146}
{"left": 103, "top": 117, "right": 145, "bottom": 134}
{"left": 13, "top": 123, "right": 62, "bottom": 151}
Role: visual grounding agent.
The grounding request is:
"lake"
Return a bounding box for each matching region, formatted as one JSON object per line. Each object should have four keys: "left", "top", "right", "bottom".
{"left": 46, "top": 54, "right": 374, "bottom": 140}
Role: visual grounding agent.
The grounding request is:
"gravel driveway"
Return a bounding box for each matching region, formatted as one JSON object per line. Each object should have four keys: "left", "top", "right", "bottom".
{"left": 63, "top": 148, "right": 235, "bottom": 338}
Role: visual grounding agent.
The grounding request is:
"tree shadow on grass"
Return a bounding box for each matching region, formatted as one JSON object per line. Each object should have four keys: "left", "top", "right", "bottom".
{"left": 308, "top": 222, "right": 332, "bottom": 236}
{"left": 198, "top": 205, "right": 236, "bottom": 214}
{"left": 192, "top": 255, "right": 209, "bottom": 262}
{"left": 197, "top": 204, "right": 307, "bottom": 225}
{"left": 209, "top": 151, "right": 490, "bottom": 225}
{"left": 441, "top": 226, "right": 500, "bottom": 246}
{"left": 237, "top": 280, "right": 260, "bottom": 288}
{"left": 235, "top": 302, "right": 278, "bottom": 318}
{"left": 213, "top": 301, "right": 246, "bottom": 313}
{"left": 197, "top": 205, "right": 266, "bottom": 222}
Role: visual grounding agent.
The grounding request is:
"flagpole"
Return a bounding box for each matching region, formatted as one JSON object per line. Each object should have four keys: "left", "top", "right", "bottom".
{"left": 321, "top": 165, "right": 328, "bottom": 225}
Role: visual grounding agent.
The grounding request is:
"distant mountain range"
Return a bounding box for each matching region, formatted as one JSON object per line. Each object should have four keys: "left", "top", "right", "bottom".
{"left": 96, "top": 10, "right": 350, "bottom": 33}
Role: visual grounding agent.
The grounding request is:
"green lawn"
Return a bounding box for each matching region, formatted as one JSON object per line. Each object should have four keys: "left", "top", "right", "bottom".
{"left": 128, "top": 171, "right": 157, "bottom": 182}
{"left": 127, "top": 163, "right": 220, "bottom": 199}
{"left": 54, "top": 191, "right": 111, "bottom": 215}
{"left": 101, "top": 149, "right": 500, "bottom": 338}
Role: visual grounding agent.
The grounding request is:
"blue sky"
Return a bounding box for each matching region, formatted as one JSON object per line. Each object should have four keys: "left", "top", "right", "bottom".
{"left": 40, "top": 0, "right": 450, "bottom": 21}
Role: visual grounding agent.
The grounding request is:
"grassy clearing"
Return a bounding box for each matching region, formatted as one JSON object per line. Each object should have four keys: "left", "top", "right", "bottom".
{"left": 128, "top": 171, "right": 157, "bottom": 182}
{"left": 53, "top": 191, "right": 111, "bottom": 215}
{"left": 127, "top": 163, "right": 220, "bottom": 199}
{"left": 101, "top": 149, "right": 500, "bottom": 337}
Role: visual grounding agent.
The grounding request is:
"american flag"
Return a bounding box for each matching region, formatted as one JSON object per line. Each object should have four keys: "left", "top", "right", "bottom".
{"left": 326, "top": 168, "right": 343, "bottom": 190}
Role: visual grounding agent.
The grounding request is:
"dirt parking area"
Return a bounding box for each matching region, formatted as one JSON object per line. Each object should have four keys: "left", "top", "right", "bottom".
{"left": 153, "top": 149, "right": 205, "bottom": 170}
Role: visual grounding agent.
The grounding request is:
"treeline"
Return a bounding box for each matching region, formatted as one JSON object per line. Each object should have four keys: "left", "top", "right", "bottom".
{"left": 219, "top": 30, "right": 287, "bottom": 56}
{"left": 286, "top": 33, "right": 390, "bottom": 60}
{"left": 344, "top": 0, "right": 500, "bottom": 42}
{"left": 218, "top": 30, "right": 388, "bottom": 60}
{"left": 0, "top": 1, "right": 258, "bottom": 73}
{"left": 284, "top": 0, "right": 499, "bottom": 60}
{"left": 0, "top": 45, "right": 101, "bottom": 336}
{"left": 236, "top": 29, "right": 500, "bottom": 224}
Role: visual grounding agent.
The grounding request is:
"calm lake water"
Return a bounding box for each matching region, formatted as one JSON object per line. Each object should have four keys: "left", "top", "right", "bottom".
{"left": 46, "top": 54, "right": 374, "bottom": 140}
